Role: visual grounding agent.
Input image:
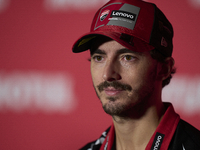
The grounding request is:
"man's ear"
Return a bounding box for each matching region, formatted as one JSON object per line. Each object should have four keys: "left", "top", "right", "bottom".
{"left": 157, "top": 57, "right": 174, "bottom": 81}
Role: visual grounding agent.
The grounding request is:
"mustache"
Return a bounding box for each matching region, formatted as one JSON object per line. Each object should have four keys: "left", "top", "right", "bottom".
{"left": 97, "top": 81, "right": 132, "bottom": 92}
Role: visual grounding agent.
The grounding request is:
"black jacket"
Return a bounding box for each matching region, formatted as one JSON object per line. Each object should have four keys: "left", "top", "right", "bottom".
{"left": 80, "top": 103, "right": 200, "bottom": 150}
{"left": 80, "top": 120, "right": 200, "bottom": 150}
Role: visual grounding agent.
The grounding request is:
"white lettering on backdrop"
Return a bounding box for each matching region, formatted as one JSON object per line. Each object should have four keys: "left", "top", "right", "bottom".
{"left": 0, "top": 71, "right": 200, "bottom": 115}
{"left": 163, "top": 75, "right": 200, "bottom": 115}
{"left": 0, "top": 71, "right": 77, "bottom": 113}
{"left": 43, "top": 0, "right": 200, "bottom": 11}
{"left": 0, "top": 0, "right": 200, "bottom": 14}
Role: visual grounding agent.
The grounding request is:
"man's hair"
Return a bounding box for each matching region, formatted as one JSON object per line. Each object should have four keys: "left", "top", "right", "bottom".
{"left": 150, "top": 49, "right": 176, "bottom": 88}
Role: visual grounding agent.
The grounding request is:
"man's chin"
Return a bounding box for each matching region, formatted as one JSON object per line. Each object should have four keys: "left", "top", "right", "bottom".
{"left": 102, "top": 100, "right": 126, "bottom": 116}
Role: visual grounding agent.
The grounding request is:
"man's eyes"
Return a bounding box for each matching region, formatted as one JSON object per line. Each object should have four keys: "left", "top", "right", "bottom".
{"left": 122, "top": 55, "right": 136, "bottom": 61}
{"left": 91, "top": 54, "right": 136, "bottom": 62}
{"left": 92, "top": 55, "right": 104, "bottom": 62}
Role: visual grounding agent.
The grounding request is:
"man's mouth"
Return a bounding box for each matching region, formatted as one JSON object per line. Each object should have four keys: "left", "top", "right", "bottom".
{"left": 104, "top": 87, "right": 123, "bottom": 96}
{"left": 97, "top": 81, "right": 132, "bottom": 93}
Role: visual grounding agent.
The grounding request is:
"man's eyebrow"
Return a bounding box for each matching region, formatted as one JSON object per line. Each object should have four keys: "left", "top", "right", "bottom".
{"left": 90, "top": 48, "right": 143, "bottom": 56}
{"left": 116, "top": 48, "right": 143, "bottom": 55}
{"left": 90, "top": 49, "right": 106, "bottom": 56}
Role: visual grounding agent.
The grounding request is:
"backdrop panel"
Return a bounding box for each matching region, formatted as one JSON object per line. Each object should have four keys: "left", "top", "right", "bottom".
{"left": 0, "top": 0, "right": 200, "bottom": 149}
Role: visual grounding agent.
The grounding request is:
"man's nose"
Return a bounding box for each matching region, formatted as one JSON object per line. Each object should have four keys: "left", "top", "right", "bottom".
{"left": 102, "top": 60, "right": 121, "bottom": 82}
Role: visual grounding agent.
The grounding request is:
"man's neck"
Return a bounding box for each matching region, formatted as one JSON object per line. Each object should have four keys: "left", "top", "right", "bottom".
{"left": 112, "top": 102, "right": 165, "bottom": 150}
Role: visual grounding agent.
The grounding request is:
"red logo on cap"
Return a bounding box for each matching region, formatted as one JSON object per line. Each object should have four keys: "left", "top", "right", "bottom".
{"left": 161, "top": 37, "right": 168, "bottom": 47}
{"left": 100, "top": 10, "right": 110, "bottom": 21}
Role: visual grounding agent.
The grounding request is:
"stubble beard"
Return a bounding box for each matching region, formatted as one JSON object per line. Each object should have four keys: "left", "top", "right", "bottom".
{"left": 102, "top": 96, "right": 133, "bottom": 117}
{"left": 93, "top": 81, "right": 131, "bottom": 116}
{"left": 97, "top": 84, "right": 155, "bottom": 118}
{"left": 94, "top": 67, "right": 157, "bottom": 117}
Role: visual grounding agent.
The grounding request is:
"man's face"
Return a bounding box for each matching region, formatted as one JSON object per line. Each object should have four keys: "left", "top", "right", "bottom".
{"left": 90, "top": 38, "right": 160, "bottom": 117}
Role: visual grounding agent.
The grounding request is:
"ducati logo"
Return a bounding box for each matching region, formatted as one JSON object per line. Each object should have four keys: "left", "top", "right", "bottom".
{"left": 100, "top": 10, "right": 110, "bottom": 21}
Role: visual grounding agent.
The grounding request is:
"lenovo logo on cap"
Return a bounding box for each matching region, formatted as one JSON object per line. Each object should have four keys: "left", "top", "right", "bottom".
{"left": 94, "top": 3, "right": 140, "bottom": 31}
{"left": 111, "top": 10, "right": 136, "bottom": 21}
{"left": 100, "top": 10, "right": 110, "bottom": 21}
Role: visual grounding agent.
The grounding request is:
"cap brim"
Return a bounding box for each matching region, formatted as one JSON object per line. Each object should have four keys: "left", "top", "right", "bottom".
{"left": 72, "top": 31, "right": 155, "bottom": 53}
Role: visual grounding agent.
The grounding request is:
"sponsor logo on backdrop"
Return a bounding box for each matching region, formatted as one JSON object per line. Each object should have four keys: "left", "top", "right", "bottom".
{"left": 0, "top": 0, "right": 10, "bottom": 13}
{"left": 44, "top": 0, "right": 109, "bottom": 11}
{"left": 0, "top": 71, "right": 77, "bottom": 113}
{"left": 0, "top": 72, "right": 200, "bottom": 114}
{"left": 162, "top": 75, "right": 200, "bottom": 115}
{"left": 0, "top": 0, "right": 199, "bottom": 14}
{"left": 190, "top": 0, "right": 200, "bottom": 8}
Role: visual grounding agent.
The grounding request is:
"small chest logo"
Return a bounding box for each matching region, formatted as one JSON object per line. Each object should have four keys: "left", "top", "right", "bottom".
{"left": 151, "top": 132, "right": 165, "bottom": 150}
{"left": 100, "top": 10, "right": 110, "bottom": 21}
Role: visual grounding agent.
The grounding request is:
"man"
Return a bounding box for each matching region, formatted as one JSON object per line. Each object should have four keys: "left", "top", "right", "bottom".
{"left": 72, "top": 0, "right": 200, "bottom": 149}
